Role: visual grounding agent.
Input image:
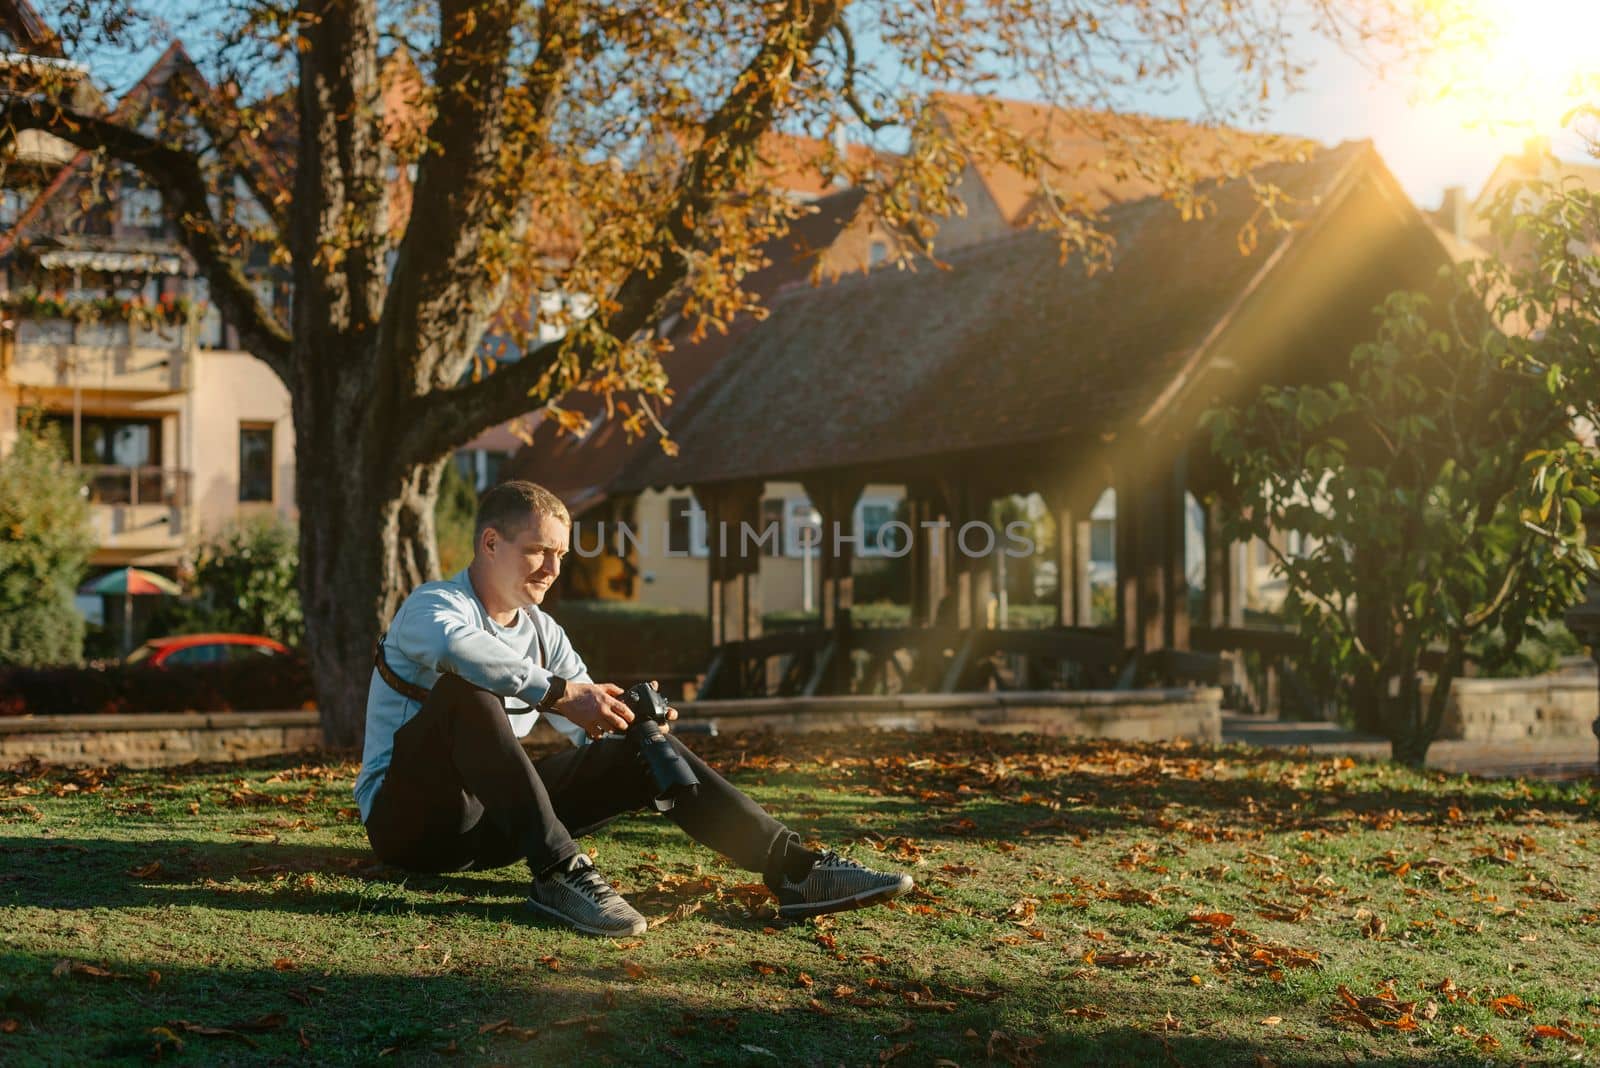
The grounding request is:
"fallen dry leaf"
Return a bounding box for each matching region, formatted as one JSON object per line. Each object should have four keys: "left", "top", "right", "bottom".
{"left": 1063, "top": 1005, "right": 1108, "bottom": 1020}
{"left": 1489, "top": 994, "right": 1534, "bottom": 1019}
{"left": 1528, "top": 1024, "right": 1585, "bottom": 1046}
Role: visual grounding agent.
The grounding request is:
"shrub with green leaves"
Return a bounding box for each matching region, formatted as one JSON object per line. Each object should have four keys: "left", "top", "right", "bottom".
{"left": 0, "top": 423, "right": 93, "bottom": 666}
{"left": 1205, "top": 180, "right": 1600, "bottom": 765}
{"left": 153, "top": 518, "right": 305, "bottom": 646}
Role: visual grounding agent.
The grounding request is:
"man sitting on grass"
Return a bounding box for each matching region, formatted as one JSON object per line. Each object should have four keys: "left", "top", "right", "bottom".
{"left": 353, "top": 480, "right": 913, "bottom": 936}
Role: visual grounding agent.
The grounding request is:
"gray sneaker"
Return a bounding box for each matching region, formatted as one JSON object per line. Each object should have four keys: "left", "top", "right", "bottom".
{"left": 773, "top": 849, "right": 914, "bottom": 920}
{"left": 527, "top": 854, "right": 648, "bottom": 937}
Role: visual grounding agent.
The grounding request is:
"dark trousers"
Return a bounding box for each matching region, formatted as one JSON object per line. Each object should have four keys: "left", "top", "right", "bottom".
{"left": 364, "top": 673, "right": 804, "bottom": 883}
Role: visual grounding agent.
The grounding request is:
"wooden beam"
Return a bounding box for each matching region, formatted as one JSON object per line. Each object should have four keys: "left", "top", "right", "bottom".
{"left": 698, "top": 479, "right": 765, "bottom": 693}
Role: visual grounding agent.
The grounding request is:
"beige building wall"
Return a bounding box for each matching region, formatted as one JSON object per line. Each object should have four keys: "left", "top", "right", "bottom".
{"left": 186, "top": 349, "right": 298, "bottom": 540}
{"left": 631, "top": 480, "right": 906, "bottom": 615}
{"left": 0, "top": 369, "right": 15, "bottom": 457}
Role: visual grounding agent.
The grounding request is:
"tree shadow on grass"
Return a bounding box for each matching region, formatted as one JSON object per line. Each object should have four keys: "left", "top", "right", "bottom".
{"left": 0, "top": 947, "right": 1487, "bottom": 1067}
{"left": 0, "top": 825, "right": 799, "bottom": 932}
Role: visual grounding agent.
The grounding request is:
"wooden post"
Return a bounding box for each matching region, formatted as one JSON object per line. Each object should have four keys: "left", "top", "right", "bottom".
{"left": 1039, "top": 478, "right": 1098, "bottom": 629}
{"left": 1166, "top": 455, "right": 1191, "bottom": 652}
{"left": 802, "top": 475, "right": 865, "bottom": 691}
{"left": 1074, "top": 516, "right": 1093, "bottom": 626}
{"left": 937, "top": 475, "right": 993, "bottom": 631}
{"left": 699, "top": 480, "right": 764, "bottom": 694}
{"left": 1053, "top": 502, "right": 1076, "bottom": 628}
{"left": 907, "top": 480, "right": 952, "bottom": 628}
{"left": 1204, "top": 497, "right": 1228, "bottom": 629}
{"left": 1136, "top": 470, "right": 1168, "bottom": 654}
{"left": 1114, "top": 464, "right": 1140, "bottom": 652}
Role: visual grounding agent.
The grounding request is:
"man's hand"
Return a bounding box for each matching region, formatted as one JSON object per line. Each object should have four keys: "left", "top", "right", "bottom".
{"left": 555, "top": 681, "right": 634, "bottom": 739}
{"left": 650, "top": 679, "right": 680, "bottom": 734}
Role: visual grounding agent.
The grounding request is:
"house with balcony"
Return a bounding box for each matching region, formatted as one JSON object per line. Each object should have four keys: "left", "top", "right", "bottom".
{"left": 0, "top": 17, "right": 296, "bottom": 603}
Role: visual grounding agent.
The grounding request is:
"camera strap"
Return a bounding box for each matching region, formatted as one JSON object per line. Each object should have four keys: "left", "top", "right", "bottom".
{"left": 372, "top": 634, "right": 431, "bottom": 703}
{"left": 372, "top": 608, "right": 548, "bottom": 705}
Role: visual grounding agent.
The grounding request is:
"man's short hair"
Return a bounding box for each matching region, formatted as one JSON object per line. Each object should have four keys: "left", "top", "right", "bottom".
{"left": 474, "top": 480, "right": 571, "bottom": 544}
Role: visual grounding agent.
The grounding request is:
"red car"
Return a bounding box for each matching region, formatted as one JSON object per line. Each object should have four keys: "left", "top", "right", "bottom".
{"left": 126, "top": 633, "right": 291, "bottom": 667}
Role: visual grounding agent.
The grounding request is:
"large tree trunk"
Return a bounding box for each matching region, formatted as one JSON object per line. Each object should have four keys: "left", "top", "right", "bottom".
{"left": 296, "top": 407, "right": 450, "bottom": 748}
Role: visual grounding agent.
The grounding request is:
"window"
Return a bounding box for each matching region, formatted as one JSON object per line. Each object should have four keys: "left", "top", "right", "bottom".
{"left": 857, "top": 498, "right": 903, "bottom": 556}
{"left": 0, "top": 188, "right": 29, "bottom": 226}
{"left": 166, "top": 644, "right": 226, "bottom": 666}
{"left": 666, "top": 495, "right": 707, "bottom": 556}
{"left": 454, "top": 448, "right": 507, "bottom": 492}
{"left": 1090, "top": 519, "right": 1115, "bottom": 563}
{"left": 869, "top": 239, "right": 889, "bottom": 267}
{"left": 119, "top": 187, "right": 164, "bottom": 228}
{"left": 239, "top": 424, "right": 275, "bottom": 502}
{"left": 40, "top": 414, "right": 160, "bottom": 467}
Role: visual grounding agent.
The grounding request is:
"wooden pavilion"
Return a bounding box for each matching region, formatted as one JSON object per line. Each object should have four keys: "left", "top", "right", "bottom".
{"left": 606, "top": 143, "right": 1457, "bottom": 699}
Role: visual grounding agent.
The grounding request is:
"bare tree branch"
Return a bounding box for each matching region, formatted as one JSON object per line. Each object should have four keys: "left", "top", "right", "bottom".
{"left": 0, "top": 97, "right": 294, "bottom": 383}
{"left": 397, "top": 0, "right": 844, "bottom": 465}
{"left": 832, "top": 19, "right": 892, "bottom": 132}
{"left": 169, "top": 71, "right": 293, "bottom": 237}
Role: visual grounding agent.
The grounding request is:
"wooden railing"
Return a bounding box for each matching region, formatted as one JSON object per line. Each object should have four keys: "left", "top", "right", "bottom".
{"left": 703, "top": 619, "right": 1462, "bottom": 720}
{"left": 82, "top": 465, "right": 191, "bottom": 508}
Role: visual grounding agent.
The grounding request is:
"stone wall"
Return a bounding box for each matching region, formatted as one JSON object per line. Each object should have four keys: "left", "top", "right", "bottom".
{"left": 0, "top": 711, "right": 323, "bottom": 768}
{"left": 1430, "top": 676, "right": 1598, "bottom": 743}
{"left": 674, "top": 689, "right": 1223, "bottom": 743}
{"left": 0, "top": 688, "right": 1223, "bottom": 768}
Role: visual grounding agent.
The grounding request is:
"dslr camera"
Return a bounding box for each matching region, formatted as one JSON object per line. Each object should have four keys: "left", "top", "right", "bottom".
{"left": 622, "top": 683, "right": 699, "bottom": 812}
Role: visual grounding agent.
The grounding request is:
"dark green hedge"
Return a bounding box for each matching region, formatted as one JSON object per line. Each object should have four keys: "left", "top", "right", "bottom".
{"left": 0, "top": 655, "right": 314, "bottom": 717}
{"left": 552, "top": 601, "right": 711, "bottom": 681}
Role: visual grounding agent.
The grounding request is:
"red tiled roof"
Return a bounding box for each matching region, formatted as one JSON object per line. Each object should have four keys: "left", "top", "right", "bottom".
{"left": 935, "top": 92, "right": 1315, "bottom": 223}
{"left": 752, "top": 131, "right": 890, "bottom": 199}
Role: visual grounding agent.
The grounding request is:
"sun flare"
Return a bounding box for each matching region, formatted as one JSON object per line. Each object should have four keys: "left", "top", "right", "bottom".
{"left": 1420, "top": 0, "right": 1600, "bottom": 134}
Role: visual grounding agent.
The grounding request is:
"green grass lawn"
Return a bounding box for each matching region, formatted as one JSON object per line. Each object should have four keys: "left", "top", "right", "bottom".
{"left": 2, "top": 730, "right": 1598, "bottom": 1066}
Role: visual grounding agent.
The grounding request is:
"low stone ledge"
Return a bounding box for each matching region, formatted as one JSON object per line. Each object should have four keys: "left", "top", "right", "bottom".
{"left": 0, "top": 710, "right": 320, "bottom": 734}
{"left": 677, "top": 689, "right": 1222, "bottom": 745}
{"left": 1426, "top": 676, "right": 1600, "bottom": 741}
{"left": 0, "top": 688, "right": 1222, "bottom": 768}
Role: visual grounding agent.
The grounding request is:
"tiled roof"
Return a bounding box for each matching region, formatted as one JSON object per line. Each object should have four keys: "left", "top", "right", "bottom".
{"left": 935, "top": 92, "right": 1315, "bottom": 223}
{"left": 612, "top": 142, "right": 1382, "bottom": 493}
{"left": 751, "top": 132, "right": 891, "bottom": 199}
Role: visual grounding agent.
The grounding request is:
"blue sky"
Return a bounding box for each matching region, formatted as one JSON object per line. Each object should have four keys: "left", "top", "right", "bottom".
{"left": 1188, "top": 40, "right": 1588, "bottom": 208}
{"left": 80, "top": 4, "right": 1593, "bottom": 212}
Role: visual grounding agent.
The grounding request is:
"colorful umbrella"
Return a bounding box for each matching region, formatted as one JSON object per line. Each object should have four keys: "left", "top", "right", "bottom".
{"left": 79, "top": 567, "right": 182, "bottom": 657}
{"left": 79, "top": 567, "right": 182, "bottom": 597}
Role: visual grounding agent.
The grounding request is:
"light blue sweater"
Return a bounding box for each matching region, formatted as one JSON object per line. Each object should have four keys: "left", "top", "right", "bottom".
{"left": 353, "top": 568, "right": 592, "bottom": 821}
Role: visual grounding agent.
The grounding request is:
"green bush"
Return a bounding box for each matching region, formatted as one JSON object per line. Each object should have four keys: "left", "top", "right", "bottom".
{"left": 552, "top": 601, "right": 711, "bottom": 679}
{"left": 0, "top": 422, "right": 93, "bottom": 667}
{"left": 150, "top": 518, "right": 304, "bottom": 646}
{"left": 435, "top": 458, "right": 478, "bottom": 576}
